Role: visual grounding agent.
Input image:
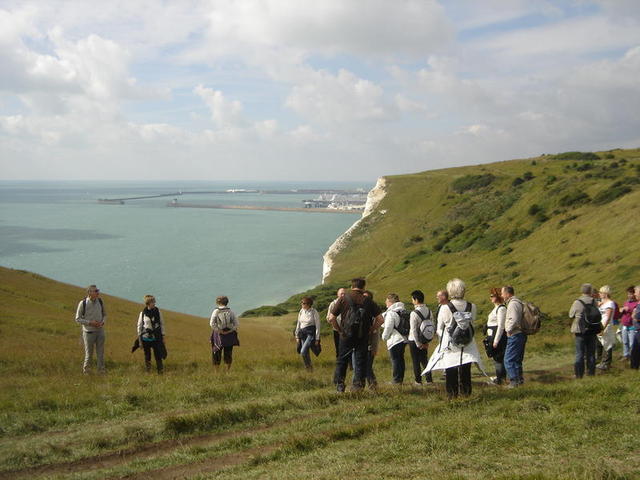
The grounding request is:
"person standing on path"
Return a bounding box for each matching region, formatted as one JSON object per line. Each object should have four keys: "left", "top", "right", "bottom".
{"left": 381, "top": 293, "right": 409, "bottom": 385}
{"left": 295, "top": 296, "right": 321, "bottom": 370}
{"left": 75, "top": 285, "right": 107, "bottom": 374}
{"left": 620, "top": 286, "right": 638, "bottom": 361}
{"left": 502, "top": 285, "right": 526, "bottom": 388}
{"left": 137, "top": 295, "right": 166, "bottom": 374}
{"left": 569, "top": 283, "right": 599, "bottom": 378}
{"left": 327, "top": 288, "right": 346, "bottom": 359}
{"left": 328, "top": 278, "right": 383, "bottom": 392}
{"left": 485, "top": 287, "right": 507, "bottom": 385}
{"left": 210, "top": 296, "right": 239, "bottom": 370}
{"left": 596, "top": 285, "right": 616, "bottom": 370}
{"left": 408, "top": 290, "right": 433, "bottom": 385}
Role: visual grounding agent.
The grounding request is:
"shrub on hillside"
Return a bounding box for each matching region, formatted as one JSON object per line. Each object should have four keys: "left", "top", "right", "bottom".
{"left": 512, "top": 177, "right": 524, "bottom": 187}
{"left": 552, "top": 151, "right": 600, "bottom": 161}
{"left": 592, "top": 185, "right": 632, "bottom": 205}
{"left": 451, "top": 173, "right": 495, "bottom": 193}
{"left": 528, "top": 204, "right": 542, "bottom": 216}
{"left": 241, "top": 305, "right": 289, "bottom": 317}
{"left": 559, "top": 190, "right": 590, "bottom": 207}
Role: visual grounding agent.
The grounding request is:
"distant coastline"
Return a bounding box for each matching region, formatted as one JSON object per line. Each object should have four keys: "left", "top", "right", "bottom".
{"left": 166, "top": 202, "right": 361, "bottom": 214}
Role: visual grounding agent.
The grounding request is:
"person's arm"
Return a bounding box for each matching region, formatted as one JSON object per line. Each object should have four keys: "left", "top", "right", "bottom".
{"left": 137, "top": 312, "right": 143, "bottom": 337}
{"left": 295, "top": 310, "right": 302, "bottom": 339}
{"left": 231, "top": 311, "right": 238, "bottom": 331}
{"left": 313, "top": 309, "right": 321, "bottom": 341}
{"left": 601, "top": 304, "right": 613, "bottom": 329}
{"left": 101, "top": 300, "right": 107, "bottom": 326}
{"left": 75, "top": 300, "right": 88, "bottom": 326}
{"left": 410, "top": 312, "right": 422, "bottom": 348}
{"left": 381, "top": 312, "right": 394, "bottom": 341}
{"left": 159, "top": 310, "right": 165, "bottom": 337}
{"left": 494, "top": 306, "right": 506, "bottom": 347}
{"left": 328, "top": 298, "right": 343, "bottom": 332}
{"left": 209, "top": 309, "right": 219, "bottom": 331}
{"left": 505, "top": 301, "right": 516, "bottom": 335}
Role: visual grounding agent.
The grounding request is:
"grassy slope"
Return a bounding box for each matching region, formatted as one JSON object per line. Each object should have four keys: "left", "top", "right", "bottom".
{"left": 2, "top": 268, "right": 640, "bottom": 479}
{"left": 326, "top": 149, "right": 640, "bottom": 319}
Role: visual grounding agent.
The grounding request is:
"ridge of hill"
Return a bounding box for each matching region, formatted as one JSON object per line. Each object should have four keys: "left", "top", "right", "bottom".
{"left": 263, "top": 148, "right": 640, "bottom": 320}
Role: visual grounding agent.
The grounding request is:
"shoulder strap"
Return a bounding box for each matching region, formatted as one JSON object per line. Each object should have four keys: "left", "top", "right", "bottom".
{"left": 415, "top": 310, "right": 425, "bottom": 321}
{"left": 447, "top": 301, "right": 457, "bottom": 314}
{"left": 345, "top": 294, "right": 356, "bottom": 311}
{"left": 81, "top": 299, "right": 86, "bottom": 317}
{"left": 99, "top": 298, "right": 104, "bottom": 318}
{"left": 464, "top": 301, "right": 472, "bottom": 313}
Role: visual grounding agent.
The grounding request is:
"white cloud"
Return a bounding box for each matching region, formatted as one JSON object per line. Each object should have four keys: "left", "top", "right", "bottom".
{"left": 194, "top": 85, "right": 246, "bottom": 129}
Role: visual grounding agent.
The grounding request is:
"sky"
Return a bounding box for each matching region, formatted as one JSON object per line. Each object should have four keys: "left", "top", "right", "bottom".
{"left": 1, "top": 0, "right": 639, "bottom": 182}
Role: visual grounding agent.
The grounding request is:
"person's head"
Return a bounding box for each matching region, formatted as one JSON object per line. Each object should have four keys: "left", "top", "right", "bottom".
{"left": 489, "top": 287, "right": 503, "bottom": 305}
{"left": 87, "top": 285, "right": 100, "bottom": 300}
{"left": 301, "top": 296, "right": 313, "bottom": 309}
{"left": 337, "top": 288, "right": 346, "bottom": 298}
{"left": 598, "top": 285, "right": 611, "bottom": 300}
{"left": 626, "top": 286, "right": 636, "bottom": 301}
{"left": 351, "top": 277, "right": 366, "bottom": 290}
{"left": 386, "top": 293, "right": 399, "bottom": 307}
{"left": 363, "top": 290, "right": 374, "bottom": 299}
{"left": 581, "top": 283, "right": 594, "bottom": 296}
{"left": 447, "top": 278, "right": 466, "bottom": 300}
{"left": 411, "top": 290, "right": 424, "bottom": 305}
{"left": 436, "top": 289, "right": 449, "bottom": 305}
{"left": 144, "top": 294, "right": 156, "bottom": 307}
{"left": 216, "top": 295, "right": 229, "bottom": 306}
{"left": 501, "top": 285, "right": 515, "bottom": 300}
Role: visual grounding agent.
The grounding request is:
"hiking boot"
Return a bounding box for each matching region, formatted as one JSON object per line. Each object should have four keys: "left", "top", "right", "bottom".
{"left": 336, "top": 383, "right": 346, "bottom": 393}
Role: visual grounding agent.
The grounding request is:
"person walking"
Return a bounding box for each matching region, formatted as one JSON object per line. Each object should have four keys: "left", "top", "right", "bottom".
{"left": 484, "top": 287, "right": 507, "bottom": 385}
{"left": 295, "top": 296, "right": 321, "bottom": 370}
{"left": 596, "top": 285, "right": 616, "bottom": 370}
{"left": 328, "top": 278, "right": 383, "bottom": 392}
{"left": 75, "top": 285, "right": 107, "bottom": 374}
{"left": 381, "top": 293, "right": 409, "bottom": 385}
{"left": 424, "top": 279, "right": 483, "bottom": 398}
{"left": 408, "top": 290, "right": 433, "bottom": 385}
{"left": 137, "top": 295, "right": 165, "bottom": 374}
{"left": 327, "top": 288, "right": 346, "bottom": 360}
{"left": 619, "top": 286, "right": 638, "bottom": 361}
{"left": 209, "top": 296, "right": 239, "bottom": 370}
{"left": 569, "top": 283, "right": 599, "bottom": 378}
{"left": 502, "top": 285, "right": 527, "bottom": 388}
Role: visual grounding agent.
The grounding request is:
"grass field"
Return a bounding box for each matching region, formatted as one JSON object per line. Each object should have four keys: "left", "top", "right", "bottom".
{"left": 2, "top": 266, "right": 640, "bottom": 479}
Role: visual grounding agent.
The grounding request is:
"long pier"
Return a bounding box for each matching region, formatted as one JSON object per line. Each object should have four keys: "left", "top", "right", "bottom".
{"left": 166, "top": 202, "right": 361, "bottom": 214}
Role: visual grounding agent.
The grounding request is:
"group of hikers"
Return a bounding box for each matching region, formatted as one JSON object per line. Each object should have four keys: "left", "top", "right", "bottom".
{"left": 75, "top": 279, "right": 640, "bottom": 398}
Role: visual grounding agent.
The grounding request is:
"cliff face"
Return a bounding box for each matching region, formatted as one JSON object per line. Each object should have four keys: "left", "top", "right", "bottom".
{"left": 321, "top": 176, "right": 387, "bottom": 282}
{"left": 320, "top": 149, "right": 640, "bottom": 315}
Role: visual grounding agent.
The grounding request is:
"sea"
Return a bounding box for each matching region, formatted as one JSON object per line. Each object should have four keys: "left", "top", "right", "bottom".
{"left": 0, "top": 181, "right": 367, "bottom": 317}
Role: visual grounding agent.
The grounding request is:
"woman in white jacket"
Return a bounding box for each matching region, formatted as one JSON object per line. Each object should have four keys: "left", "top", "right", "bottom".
{"left": 597, "top": 285, "right": 616, "bottom": 370}
{"left": 381, "top": 293, "right": 409, "bottom": 384}
{"left": 423, "top": 279, "right": 484, "bottom": 398}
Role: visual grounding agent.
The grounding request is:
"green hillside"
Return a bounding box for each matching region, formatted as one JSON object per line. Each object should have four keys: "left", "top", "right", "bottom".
{"left": 324, "top": 148, "right": 640, "bottom": 317}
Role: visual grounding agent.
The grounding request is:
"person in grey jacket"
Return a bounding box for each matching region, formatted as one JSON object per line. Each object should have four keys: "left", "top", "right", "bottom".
{"left": 381, "top": 293, "right": 409, "bottom": 384}
{"left": 569, "top": 283, "right": 598, "bottom": 378}
{"left": 502, "top": 285, "right": 526, "bottom": 387}
{"left": 75, "top": 285, "right": 107, "bottom": 374}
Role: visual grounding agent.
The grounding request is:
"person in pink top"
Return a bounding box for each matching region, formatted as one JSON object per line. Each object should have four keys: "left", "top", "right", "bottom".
{"left": 620, "top": 286, "right": 639, "bottom": 361}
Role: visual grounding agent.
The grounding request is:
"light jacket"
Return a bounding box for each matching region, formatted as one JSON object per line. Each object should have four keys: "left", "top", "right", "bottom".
{"left": 569, "top": 295, "right": 596, "bottom": 334}
{"left": 381, "top": 302, "right": 409, "bottom": 350}
{"left": 505, "top": 296, "right": 524, "bottom": 336}
{"left": 423, "top": 299, "right": 484, "bottom": 373}
{"left": 210, "top": 307, "right": 238, "bottom": 332}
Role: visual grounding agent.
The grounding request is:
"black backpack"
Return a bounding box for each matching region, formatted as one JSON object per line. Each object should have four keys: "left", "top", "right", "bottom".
{"left": 446, "top": 301, "right": 474, "bottom": 348}
{"left": 342, "top": 295, "right": 370, "bottom": 339}
{"left": 578, "top": 299, "right": 602, "bottom": 335}
{"left": 394, "top": 310, "right": 411, "bottom": 337}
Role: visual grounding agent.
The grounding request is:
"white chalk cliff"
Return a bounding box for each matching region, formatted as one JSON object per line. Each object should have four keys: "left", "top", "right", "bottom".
{"left": 322, "top": 177, "right": 387, "bottom": 283}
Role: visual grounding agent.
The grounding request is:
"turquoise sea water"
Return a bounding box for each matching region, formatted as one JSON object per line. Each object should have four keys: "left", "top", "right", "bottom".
{"left": 0, "top": 181, "right": 364, "bottom": 316}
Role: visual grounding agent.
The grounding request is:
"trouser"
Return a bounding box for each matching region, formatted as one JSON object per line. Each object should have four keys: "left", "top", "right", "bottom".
{"left": 504, "top": 333, "right": 527, "bottom": 385}
{"left": 493, "top": 359, "right": 507, "bottom": 384}
{"left": 143, "top": 340, "right": 164, "bottom": 373}
{"left": 445, "top": 363, "right": 471, "bottom": 397}
{"left": 299, "top": 333, "right": 315, "bottom": 368}
{"left": 389, "top": 342, "right": 406, "bottom": 384}
{"left": 334, "top": 333, "right": 369, "bottom": 390}
{"left": 596, "top": 342, "right": 612, "bottom": 367}
{"left": 366, "top": 350, "right": 377, "bottom": 386}
{"left": 574, "top": 333, "right": 597, "bottom": 378}
{"left": 212, "top": 346, "right": 233, "bottom": 365}
{"left": 409, "top": 343, "right": 431, "bottom": 383}
{"left": 621, "top": 326, "right": 636, "bottom": 358}
{"left": 630, "top": 332, "right": 640, "bottom": 369}
{"left": 82, "top": 329, "right": 105, "bottom": 373}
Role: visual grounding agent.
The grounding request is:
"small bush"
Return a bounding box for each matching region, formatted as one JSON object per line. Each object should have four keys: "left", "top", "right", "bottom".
{"left": 559, "top": 190, "right": 590, "bottom": 207}
{"left": 523, "top": 171, "right": 534, "bottom": 181}
{"left": 451, "top": 174, "right": 495, "bottom": 193}
{"left": 592, "top": 185, "right": 632, "bottom": 205}
{"left": 552, "top": 151, "right": 600, "bottom": 161}
{"left": 512, "top": 177, "right": 524, "bottom": 187}
{"left": 604, "top": 153, "right": 614, "bottom": 159}
{"left": 528, "top": 204, "right": 542, "bottom": 216}
{"left": 241, "top": 306, "right": 289, "bottom": 317}
{"left": 575, "top": 163, "right": 593, "bottom": 171}
{"left": 449, "top": 223, "right": 464, "bottom": 236}
{"left": 545, "top": 175, "right": 557, "bottom": 184}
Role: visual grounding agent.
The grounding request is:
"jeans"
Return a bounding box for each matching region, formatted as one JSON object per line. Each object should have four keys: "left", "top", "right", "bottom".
{"left": 445, "top": 363, "right": 471, "bottom": 397}
{"left": 504, "top": 333, "right": 527, "bottom": 385}
{"left": 143, "top": 340, "right": 164, "bottom": 373}
{"left": 631, "top": 331, "right": 640, "bottom": 369}
{"left": 409, "top": 343, "right": 432, "bottom": 383}
{"left": 389, "top": 342, "right": 406, "bottom": 384}
{"left": 333, "top": 330, "right": 341, "bottom": 359}
{"left": 334, "top": 333, "right": 369, "bottom": 390}
{"left": 574, "top": 333, "right": 596, "bottom": 378}
{"left": 299, "top": 333, "right": 315, "bottom": 368}
{"left": 82, "top": 329, "right": 106, "bottom": 373}
{"left": 366, "top": 351, "right": 377, "bottom": 386}
{"left": 621, "top": 326, "right": 636, "bottom": 358}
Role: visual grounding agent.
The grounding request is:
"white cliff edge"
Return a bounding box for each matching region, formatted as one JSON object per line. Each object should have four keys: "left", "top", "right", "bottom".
{"left": 321, "top": 177, "right": 388, "bottom": 283}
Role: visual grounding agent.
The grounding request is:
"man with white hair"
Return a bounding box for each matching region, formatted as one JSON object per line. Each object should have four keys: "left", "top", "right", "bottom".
{"left": 569, "top": 283, "right": 599, "bottom": 378}
{"left": 75, "top": 285, "right": 107, "bottom": 374}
